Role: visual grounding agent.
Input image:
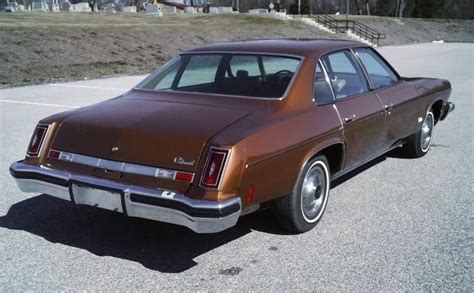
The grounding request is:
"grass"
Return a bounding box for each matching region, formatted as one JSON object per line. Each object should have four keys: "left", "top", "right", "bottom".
{"left": 1, "top": 11, "right": 471, "bottom": 87}
{"left": 0, "top": 12, "right": 285, "bottom": 29}
{"left": 0, "top": 12, "right": 316, "bottom": 86}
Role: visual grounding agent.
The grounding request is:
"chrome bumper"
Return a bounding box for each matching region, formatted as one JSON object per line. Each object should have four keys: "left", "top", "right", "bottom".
{"left": 440, "top": 101, "right": 455, "bottom": 121}
{"left": 9, "top": 161, "right": 241, "bottom": 233}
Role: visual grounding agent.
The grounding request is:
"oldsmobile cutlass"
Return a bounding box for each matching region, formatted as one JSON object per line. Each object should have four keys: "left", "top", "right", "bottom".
{"left": 10, "top": 39, "right": 455, "bottom": 233}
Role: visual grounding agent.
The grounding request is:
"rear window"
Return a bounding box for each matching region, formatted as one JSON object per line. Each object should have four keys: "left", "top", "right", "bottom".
{"left": 136, "top": 53, "right": 301, "bottom": 99}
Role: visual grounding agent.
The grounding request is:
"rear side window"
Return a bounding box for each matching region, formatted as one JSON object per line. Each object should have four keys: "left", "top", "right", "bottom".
{"left": 321, "top": 50, "right": 369, "bottom": 99}
{"left": 355, "top": 48, "right": 399, "bottom": 89}
{"left": 155, "top": 62, "right": 179, "bottom": 90}
{"left": 314, "top": 62, "right": 334, "bottom": 104}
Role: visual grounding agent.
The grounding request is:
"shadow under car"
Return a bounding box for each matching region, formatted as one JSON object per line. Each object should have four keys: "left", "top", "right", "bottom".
{"left": 1, "top": 153, "right": 390, "bottom": 272}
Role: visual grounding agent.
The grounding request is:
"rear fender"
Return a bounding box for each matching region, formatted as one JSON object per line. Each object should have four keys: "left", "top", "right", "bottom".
{"left": 299, "top": 139, "right": 347, "bottom": 177}
{"left": 238, "top": 135, "right": 345, "bottom": 207}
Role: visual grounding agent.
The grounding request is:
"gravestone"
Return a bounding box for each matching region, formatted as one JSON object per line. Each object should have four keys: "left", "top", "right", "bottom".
{"left": 249, "top": 9, "right": 268, "bottom": 14}
{"left": 71, "top": 2, "right": 91, "bottom": 12}
{"left": 104, "top": 3, "right": 116, "bottom": 13}
{"left": 60, "top": 1, "right": 71, "bottom": 11}
{"left": 32, "top": 1, "right": 48, "bottom": 11}
{"left": 184, "top": 6, "right": 195, "bottom": 13}
{"left": 145, "top": 4, "right": 162, "bottom": 15}
{"left": 161, "top": 5, "right": 176, "bottom": 14}
{"left": 122, "top": 6, "right": 137, "bottom": 13}
{"left": 218, "top": 7, "right": 233, "bottom": 13}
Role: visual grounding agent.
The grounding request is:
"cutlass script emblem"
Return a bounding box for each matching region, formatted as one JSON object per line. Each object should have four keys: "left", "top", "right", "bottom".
{"left": 173, "top": 156, "right": 195, "bottom": 166}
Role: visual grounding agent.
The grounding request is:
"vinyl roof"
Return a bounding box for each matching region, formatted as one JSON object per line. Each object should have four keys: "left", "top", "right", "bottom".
{"left": 186, "top": 39, "right": 366, "bottom": 57}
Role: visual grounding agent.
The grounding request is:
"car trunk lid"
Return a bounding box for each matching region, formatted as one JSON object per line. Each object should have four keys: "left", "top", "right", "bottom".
{"left": 51, "top": 98, "right": 250, "bottom": 189}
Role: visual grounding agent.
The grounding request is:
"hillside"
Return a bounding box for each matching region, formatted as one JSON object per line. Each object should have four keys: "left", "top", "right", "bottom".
{"left": 0, "top": 13, "right": 472, "bottom": 87}
{"left": 334, "top": 15, "right": 474, "bottom": 45}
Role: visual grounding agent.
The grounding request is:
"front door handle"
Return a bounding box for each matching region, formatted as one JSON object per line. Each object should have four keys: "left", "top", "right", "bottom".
{"left": 344, "top": 114, "right": 356, "bottom": 123}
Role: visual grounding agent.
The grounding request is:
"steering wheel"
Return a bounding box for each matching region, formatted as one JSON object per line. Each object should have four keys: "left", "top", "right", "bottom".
{"left": 272, "top": 70, "right": 293, "bottom": 84}
{"left": 274, "top": 70, "right": 293, "bottom": 76}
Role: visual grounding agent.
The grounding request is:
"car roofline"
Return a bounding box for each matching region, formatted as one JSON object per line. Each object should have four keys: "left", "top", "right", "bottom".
{"left": 179, "top": 51, "right": 305, "bottom": 59}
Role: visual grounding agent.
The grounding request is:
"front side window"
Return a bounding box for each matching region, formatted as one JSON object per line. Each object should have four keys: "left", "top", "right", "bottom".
{"left": 321, "top": 50, "right": 369, "bottom": 99}
{"left": 355, "top": 48, "right": 399, "bottom": 90}
{"left": 136, "top": 53, "right": 301, "bottom": 99}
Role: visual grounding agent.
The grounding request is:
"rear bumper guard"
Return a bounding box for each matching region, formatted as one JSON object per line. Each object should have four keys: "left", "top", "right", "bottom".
{"left": 9, "top": 161, "right": 241, "bottom": 233}
{"left": 440, "top": 101, "right": 455, "bottom": 121}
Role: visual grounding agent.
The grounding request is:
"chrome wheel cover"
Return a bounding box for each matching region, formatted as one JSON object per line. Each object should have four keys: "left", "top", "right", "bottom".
{"left": 300, "top": 161, "right": 329, "bottom": 223}
{"left": 421, "top": 112, "right": 434, "bottom": 152}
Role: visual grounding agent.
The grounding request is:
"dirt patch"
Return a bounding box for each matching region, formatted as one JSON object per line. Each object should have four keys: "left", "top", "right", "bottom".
{"left": 0, "top": 13, "right": 338, "bottom": 87}
{"left": 0, "top": 13, "right": 472, "bottom": 87}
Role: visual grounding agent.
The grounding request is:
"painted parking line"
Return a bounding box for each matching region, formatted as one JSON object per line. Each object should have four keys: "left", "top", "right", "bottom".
{"left": 50, "top": 83, "right": 129, "bottom": 91}
{"left": 0, "top": 99, "right": 79, "bottom": 108}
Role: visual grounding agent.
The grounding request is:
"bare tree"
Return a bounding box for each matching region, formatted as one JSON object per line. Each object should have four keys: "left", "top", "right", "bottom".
{"left": 398, "top": 0, "right": 407, "bottom": 17}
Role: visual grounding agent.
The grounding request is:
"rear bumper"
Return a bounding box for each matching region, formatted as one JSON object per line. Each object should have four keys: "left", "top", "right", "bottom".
{"left": 9, "top": 161, "right": 241, "bottom": 233}
{"left": 440, "top": 101, "right": 455, "bottom": 121}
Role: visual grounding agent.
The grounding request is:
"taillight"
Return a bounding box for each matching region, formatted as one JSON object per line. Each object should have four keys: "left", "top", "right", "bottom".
{"left": 27, "top": 125, "right": 48, "bottom": 156}
{"left": 48, "top": 149, "right": 61, "bottom": 159}
{"left": 246, "top": 186, "right": 255, "bottom": 204}
{"left": 200, "top": 148, "right": 229, "bottom": 189}
{"left": 175, "top": 171, "right": 194, "bottom": 183}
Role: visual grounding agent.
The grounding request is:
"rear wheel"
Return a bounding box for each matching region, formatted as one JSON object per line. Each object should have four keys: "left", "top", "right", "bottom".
{"left": 400, "top": 110, "right": 435, "bottom": 158}
{"left": 273, "top": 155, "right": 330, "bottom": 233}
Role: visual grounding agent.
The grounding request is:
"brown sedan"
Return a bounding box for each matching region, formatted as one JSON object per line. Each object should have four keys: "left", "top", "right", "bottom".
{"left": 10, "top": 39, "right": 455, "bottom": 233}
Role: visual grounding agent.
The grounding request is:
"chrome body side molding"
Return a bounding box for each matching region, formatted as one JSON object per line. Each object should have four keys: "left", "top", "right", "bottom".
{"left": 51, "top": 150, "right": 194, "bottom": 182}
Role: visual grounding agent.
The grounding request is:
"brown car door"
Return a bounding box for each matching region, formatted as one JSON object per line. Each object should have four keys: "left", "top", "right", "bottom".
{"left": 353, "top": 47, "right": 421, "bottom": 149}
{"left": 319, "top": 50, "right": 386, "bottom": 170}
{"left": 374, "top": 82, "right": 421, "bottom": 148}
{"left": 334, "top": 93, "right": 386, "bottom": 169}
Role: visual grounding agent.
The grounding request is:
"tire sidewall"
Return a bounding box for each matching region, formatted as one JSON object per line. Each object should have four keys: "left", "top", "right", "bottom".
{"left": 292, "top": 155, "right": 330, "bottom": 231}
{"left": 420, "top": 111, "right": 435, "bottom": 154}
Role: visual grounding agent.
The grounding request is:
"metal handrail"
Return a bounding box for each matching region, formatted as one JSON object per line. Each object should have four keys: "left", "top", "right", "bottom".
{"left": 310, "top": 7, "right": 386, "bottom": 45}
{"left": 286, "top": 4, "right": 386, "bottom": 46}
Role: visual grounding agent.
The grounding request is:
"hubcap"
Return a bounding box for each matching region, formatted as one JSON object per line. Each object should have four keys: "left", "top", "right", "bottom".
{"left": 421, "top": 112, "right": 434, "bottom": 152}
{"left": 301, "top": 162, "right": 328, "bottom": 223}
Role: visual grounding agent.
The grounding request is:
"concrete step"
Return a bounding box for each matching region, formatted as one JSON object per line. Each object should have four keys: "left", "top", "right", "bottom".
{"left": 296, "top": 16, "right": 378, "bottom": 44}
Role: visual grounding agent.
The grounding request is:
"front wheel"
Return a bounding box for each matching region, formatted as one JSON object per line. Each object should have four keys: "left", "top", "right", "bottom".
{"left": 399, "top": 110, "right": 435, "bottom": 158}
{"left": 273, "top": 155, "right": 330, "bottom": 233}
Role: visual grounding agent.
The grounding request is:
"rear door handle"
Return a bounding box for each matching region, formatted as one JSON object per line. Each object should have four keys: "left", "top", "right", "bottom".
{"left": 344, "top": 114, "right": 356, "bottom": 123}
{"left": 384, "top": 103, "right": 394, "bottom": 111}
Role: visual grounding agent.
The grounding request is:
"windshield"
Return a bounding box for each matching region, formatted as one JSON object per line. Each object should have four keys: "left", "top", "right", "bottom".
{"left": 136, "top": 53, "right": 302, "bottom": 99}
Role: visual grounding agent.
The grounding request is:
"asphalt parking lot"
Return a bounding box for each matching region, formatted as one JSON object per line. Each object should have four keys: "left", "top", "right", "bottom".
{"left": 0, "top": 43, "right": 472, "bottom": 291}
